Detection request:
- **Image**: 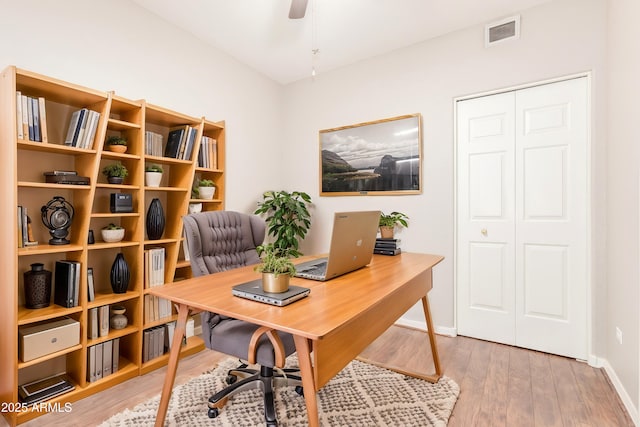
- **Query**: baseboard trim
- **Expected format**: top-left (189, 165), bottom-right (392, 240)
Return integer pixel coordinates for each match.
top-left (394, 318), bottom-right (457, 337)
top-left (600, 358), bottom-right (639, 426)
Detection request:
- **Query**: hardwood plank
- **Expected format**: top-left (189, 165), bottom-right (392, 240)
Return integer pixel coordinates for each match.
top-left (549, 353), bottom-right (591, 426)
top-left (506, 346), bottom-right (534, 427)
top-left (474, 343), bottom-right (510, 426)
top-left (529, 350), bottom-right (564, 427)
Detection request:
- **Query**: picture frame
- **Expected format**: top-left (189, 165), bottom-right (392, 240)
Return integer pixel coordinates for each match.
top-left (319, 113), bottom-right (422, 196)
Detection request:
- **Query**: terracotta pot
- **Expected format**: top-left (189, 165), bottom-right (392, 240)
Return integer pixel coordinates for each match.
top-left (380, 226), bottom-right (395, 239)
top-left (108, 144), bottom-right (127, 153)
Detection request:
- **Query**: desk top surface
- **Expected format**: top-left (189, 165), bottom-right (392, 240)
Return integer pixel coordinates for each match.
top-left (149, 252), bottom-right (443, 340)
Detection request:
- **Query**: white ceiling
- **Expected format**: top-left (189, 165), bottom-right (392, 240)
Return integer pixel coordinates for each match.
top-left (132, 0), bottom-right (553, 85)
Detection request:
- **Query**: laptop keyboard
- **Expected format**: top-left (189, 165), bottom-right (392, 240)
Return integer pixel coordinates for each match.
top-left (297, 261), bottom-right (327, 279)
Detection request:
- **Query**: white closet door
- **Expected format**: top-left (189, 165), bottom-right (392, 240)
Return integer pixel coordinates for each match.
top-left (456, 77), bottom-right (588, 360)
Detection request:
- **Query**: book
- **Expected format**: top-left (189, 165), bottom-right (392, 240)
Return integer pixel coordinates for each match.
top-left (72, 108), bottom-right (88, 147)
top-left (64, 109), bottom-right (82, 145)
top-left (18, 374), bottom-right (74, 405)
top-left (88, 307), bottom-right (98, 339)
top-left (20, 94), bottom-right (29, 139)
top-left (112, 337), bottom-right (120, 374)
top-left (87, 267), bottom-right (95, 302)
top-left (182, 126), bottom-right (197, 160)
top-left (26, 96), bottom-right (34, 141)
top-left (38, 97), bottom-right (48, 143)
top-left (164, 127), bottom-right (185, 158)
top-left (95, 343), bottom-right (103, 380)
top-left (177, 125), bottom-right (191, 159)
top-left (87, 345), bottom-right (96, 382)
top-left (54, 260), bottom-right (79, 308)
top-left (31, 97), bottom-right (41, 142)
top-left (16, 91), bottom-right (23, 139)
top-left (99, 305), bottom-right (109, 337)
top-left (374, 247), bottom-right (402, 256)
top-left (102, 339), bottom-right (113, 377)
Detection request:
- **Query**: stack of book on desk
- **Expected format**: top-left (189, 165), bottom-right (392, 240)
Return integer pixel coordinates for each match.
top-left (374, 238), bottom-right (401, 256)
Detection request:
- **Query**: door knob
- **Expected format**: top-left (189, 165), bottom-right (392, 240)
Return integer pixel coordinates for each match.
top-left (481, 228), bottom-right (487, 236)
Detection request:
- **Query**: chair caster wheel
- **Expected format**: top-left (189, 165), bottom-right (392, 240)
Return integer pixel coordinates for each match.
top-left (295, 385), bottom-right (304, 396)
top-left (208, 407), bottom-right (219, 418)
top-left (226, 374), bottom-right (237, 384)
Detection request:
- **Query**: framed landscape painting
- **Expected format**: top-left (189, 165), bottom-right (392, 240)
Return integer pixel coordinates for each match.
top-left (319, 113), bottom-right (422, 196)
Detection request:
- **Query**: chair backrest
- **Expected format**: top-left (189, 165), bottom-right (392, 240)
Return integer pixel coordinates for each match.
top-left (182, 211), bottom-right (265, 276)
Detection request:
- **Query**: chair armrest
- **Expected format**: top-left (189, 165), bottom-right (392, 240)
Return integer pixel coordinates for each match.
top-left (248, 326), bottom-right (286, 368)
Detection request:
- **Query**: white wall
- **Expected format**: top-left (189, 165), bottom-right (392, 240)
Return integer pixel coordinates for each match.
top-left (607, 0), bottom-right (640, 418)
top-left (0, 0), bottom-right (285, 212)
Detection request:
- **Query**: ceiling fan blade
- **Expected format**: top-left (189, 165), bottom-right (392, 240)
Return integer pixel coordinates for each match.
top-left (289, 0), bottom-right (308, 19)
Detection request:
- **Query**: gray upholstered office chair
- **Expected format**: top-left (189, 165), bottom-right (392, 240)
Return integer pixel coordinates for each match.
top-left (182, 210), bottom-right (302, 426)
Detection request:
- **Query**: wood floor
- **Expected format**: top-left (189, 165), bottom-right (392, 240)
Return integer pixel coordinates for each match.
top-left (5, 325), bottom-right (633, 427)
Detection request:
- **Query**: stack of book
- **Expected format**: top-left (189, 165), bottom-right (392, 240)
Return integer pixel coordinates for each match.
top-left (16, 92), bottom-right (48, 143)
top-left (164, 125), bottom-right (197, 160)
top-left (87, 338), bottom-right (120, 382)
top-left (197, 136), bottom-right (217, 169)
top-left (63, 108), bottom-right (101, 149)
top-left (374, 238), bottom-right (401, 256)
top-left (144, 131), bottom-right (163, 156)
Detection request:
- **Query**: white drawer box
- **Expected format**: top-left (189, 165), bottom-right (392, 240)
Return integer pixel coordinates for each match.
top-left (19, 317), bottom-right (80, 362)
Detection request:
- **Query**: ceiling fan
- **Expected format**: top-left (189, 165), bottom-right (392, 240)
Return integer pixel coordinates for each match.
top-left (288, 0), bottom-right (309, 19)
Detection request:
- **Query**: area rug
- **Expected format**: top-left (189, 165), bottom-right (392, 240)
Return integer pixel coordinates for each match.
top-left (100, 356), bottom-right (459, 426)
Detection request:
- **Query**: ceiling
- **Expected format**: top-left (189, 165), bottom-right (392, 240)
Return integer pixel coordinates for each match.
top-left (132, 0), bottom-right (553, 85)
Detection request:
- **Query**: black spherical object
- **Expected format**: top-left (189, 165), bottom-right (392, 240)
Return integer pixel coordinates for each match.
top-left (146, 198), bottom-right (165, 240)
top-left (110, 253), bottom-right (130, 294)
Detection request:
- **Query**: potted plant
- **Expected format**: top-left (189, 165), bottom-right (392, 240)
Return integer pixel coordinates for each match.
top-left (101, 223), bottom-right (125, 243)
top-left (379, 211), bottom-right (409, 239)
top-left (145, 164), bottom-right (163, 187)
top-left (105, 135), bottom-right (127, 153)
top-left (101, 162), bottom-right (128, 184)
top-left (196, 179), bottom-right (216, 200)
top-left (254, 190), bottom-right (312, 258)
top-left (254, 244), bottom-right (296, 293)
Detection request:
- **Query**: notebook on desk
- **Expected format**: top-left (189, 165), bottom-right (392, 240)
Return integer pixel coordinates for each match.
top-left (295, 210), bottom-right (381, 281)
top-left (232, 280), bottom-right (310, 306)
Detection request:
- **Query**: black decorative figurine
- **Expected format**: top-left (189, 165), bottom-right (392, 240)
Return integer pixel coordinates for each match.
top-left (146, 198), bottom-right (165, 240)
top-left (110, 253), bottom-right (130, 294)
top-left (41, 196), bottom-right (74, 245)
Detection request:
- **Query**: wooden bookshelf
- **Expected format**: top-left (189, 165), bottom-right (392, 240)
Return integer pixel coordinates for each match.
top-left (0, 66), bottom-right (224, 425)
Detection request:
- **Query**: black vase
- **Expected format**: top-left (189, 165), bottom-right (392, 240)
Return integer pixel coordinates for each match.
top-left (146, 198), bottom-right (165, 240)
top-left (110, 253), bottom-right (130, 294)
top-left (24, 263), bottom-right (52, 308)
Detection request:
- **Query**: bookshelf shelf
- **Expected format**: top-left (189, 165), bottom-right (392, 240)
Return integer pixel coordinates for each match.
top-left (1, 66), bottom-right (225, 425)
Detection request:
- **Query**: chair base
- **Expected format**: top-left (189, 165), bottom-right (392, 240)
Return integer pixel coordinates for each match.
top-left (207, 364), bottom-right (303, 426)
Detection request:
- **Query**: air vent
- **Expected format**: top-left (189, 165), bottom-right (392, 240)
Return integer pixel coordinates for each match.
top-left (485, 15), bottom-right (520, 47)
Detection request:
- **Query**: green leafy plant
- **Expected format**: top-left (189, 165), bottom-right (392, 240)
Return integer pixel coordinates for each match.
top-left (106, 135), bottom-right (127, 146)
top-left (379, 211), bottom-right (409, 228)
top-left (254, 243), bottom-right (296, 277)
top-left (101, 162), bottom-right (128, 178)
top-left (254, 190), bottom-right (312, 258)
top-left (145, 164), bottom-right (163, 173)
top-left (102, 223), bottom-right (123, 230)
top-left (198, 179), bottom-right (215, 187)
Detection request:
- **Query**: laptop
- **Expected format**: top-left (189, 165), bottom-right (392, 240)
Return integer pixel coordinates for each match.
top-left (232, 280), bottom-right (310, 306)
top-left (295, 210), bottom-right (381, 281)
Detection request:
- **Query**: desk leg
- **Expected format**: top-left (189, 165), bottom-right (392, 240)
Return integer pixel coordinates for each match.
top-left (293, 335), bottom-right (319, 427)
top-left (155, 303), bottom-right (189, 427)
top-left (422, 295), bottom-right (442, 381)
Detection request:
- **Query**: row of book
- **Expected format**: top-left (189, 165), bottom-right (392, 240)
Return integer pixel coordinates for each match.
top-left (198, 136), bottom-right (218, 169)
top-left (144, 247), bottom-right (165, 288)
top-left (54, 260), bottom-right (81, 307)
top-left (164, 125), bottom-right (197, 160)
top-left (17, 205), bottom-right (37, 248)
top-left (144, 294), bottom-right (172, 323)
top-left (64, 108), bottom-right (101, 149)
top-left (87, 305), bottom-right (110, 339)
top-left (143, 324), bottom-right (167, 363)
top-left (374, 238), bottom-right (402, 256)
top-left (16, 92), bottom-right (48, 143)
top-left (145, 131), bottom-right (163, 157)
top-left (87, 338), bottom-right (120, 382)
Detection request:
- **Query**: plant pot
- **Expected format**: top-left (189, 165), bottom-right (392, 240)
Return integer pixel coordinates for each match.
top-left (262, 272), bottom-right (290, 293)
top-left (107, 145), bottom-right (127, 153)
top-left (107, 176), bottom-right (124, 184)
top-left (188, 203), bottom-right (203, 214)
top-left (198, 186), bottom-right (215, 200)
top-left (380, 226), bottom-right (395, 239)
top-left (145, 171), bottom-right (162, 187)
top-left (101, 228), bottom-right (125, 243)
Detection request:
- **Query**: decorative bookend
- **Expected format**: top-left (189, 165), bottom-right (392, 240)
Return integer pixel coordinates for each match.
top-left (110, 253), bottom-right (130, 294)
top-left (146, 198), bottom-right (165, 240)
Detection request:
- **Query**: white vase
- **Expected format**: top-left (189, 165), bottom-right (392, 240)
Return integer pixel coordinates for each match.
top-left (189, 203), bottom-right (203, 214)
top-left (145, 172), bottom-right (162, 187)
top-left (198, 186), bottom-right (215, 200)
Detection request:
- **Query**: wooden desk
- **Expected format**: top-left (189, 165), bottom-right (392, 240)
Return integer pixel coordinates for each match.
top-left (149, 252), bottom-right (444, 427)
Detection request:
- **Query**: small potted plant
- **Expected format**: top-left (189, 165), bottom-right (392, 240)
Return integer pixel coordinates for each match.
top-left (197, 179), bottom-right (216, 200)
top-left (101, 162), bottom-right (128, 184)
top-left (101, 223), bottom-right (125, 243)
top-left (254, 244), bottom-right (296, 293)
top-left (105, 135), bottom-right (127, 153)
top-left (145, 164), bottom-right (163, 187)
top-left (379, 211), bottom-right (409, 239)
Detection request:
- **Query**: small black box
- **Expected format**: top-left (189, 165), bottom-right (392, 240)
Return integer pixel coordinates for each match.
top-left (110, 193), bottom-right (133, 213)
